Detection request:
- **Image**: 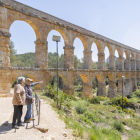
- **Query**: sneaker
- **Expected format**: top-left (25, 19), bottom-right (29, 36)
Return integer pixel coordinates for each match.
top-left (17, 123), bottom-right (25, 126)
top-left (24, 120), bottom-right (30, 123)
top-left (12, 125), bottom-right (19, 129)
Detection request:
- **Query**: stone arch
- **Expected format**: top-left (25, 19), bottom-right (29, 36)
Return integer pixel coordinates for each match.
top-left (73, 74), bottom-right (88, 85)
top-left (115, 47), bottom-right (123, 57)
top-left (48, 73), bottom-right (69, 88)
top-left (92, 73), bottom-right (106, 96)
top-left (79, 74), bottom-right (88, 84)
top-left (73, 36), bottom-right (87, 50)
top-left (124, 50), bottom-right (130, 59)
top-left (104, 44), bottom-right (113, 55)
top-left (130, 52), bottom-right (135, 59)
top-left (10, 73), bottom-right (40, 90)
top-left (91, 40), bottom-right (102, 53)
top-left (58, 73), bottom-right (69, 87)
top-left (136, 54), bottom-right (139, 60)
top-left (95, 74), bottom-right (103, 83)
top-left (106, 72), bottom-right (117, 98)
top-left (46, 28), bottom-right (68, 46)
top-left (8, 19), bottom-right (40, 40)
top-left (107, 73), bottom-right (115, 81)
top-left (124, 72), bottom-right (130, 79)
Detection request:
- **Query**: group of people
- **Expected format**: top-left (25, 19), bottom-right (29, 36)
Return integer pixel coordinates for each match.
top-left (12, 77), bottom-right (43, 129)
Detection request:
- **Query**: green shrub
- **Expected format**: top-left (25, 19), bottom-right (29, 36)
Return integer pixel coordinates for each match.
top-left (117, 106), bottom-right (122, 110)
top-left (90, 135), bottom-right (97, 140)
top-left (123, 109), bottom-right (134, 115)
top-left (90, 97), bottom-right (100, 104)
top-left (93, 88), bottom-right (97, 94)
top-left (43, 84), bottom-right (57, 99)
top-left (98, 96), bottom-right (110, 101)
top-left (76, 92), bottom-right (83, 97)
top-left (112, 120), bottom-right (124, 132)
top-left (84, 111), bottom-right (103, 123)
top-left (73, 100), bottom-right (88, 114)
top-left (103, 100), bottom-right (112, 105)
top-left (137, 100), bottom-right (140, 103)
top-left (129, 136), bottom-right (140, 140)
top-left (111, 96), bottom-right (129, 107)
top-left (133, 89), bottom-right (140, 98)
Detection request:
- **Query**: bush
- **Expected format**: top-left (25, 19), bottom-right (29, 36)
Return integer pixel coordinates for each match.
top-left (76, 92), bottom-right (83, 97)
top-left (111, 96), bottom-right (129, 107)
top-left (123, 109), bottom-right (134, 115)
top-left (43, 84), bottom-right (57, 99)
top-left (93, 88), bottom-right (97, 94)
top-left (117, 106), bottom-right (122, 110)
top-left (84, 111), bottom-right (103, 123)
top-left (90, 135), bottom-right (97, 140)
top-left (103, 100), bottom-right (112, 105)
top-left (90, 97), bottom-right (100, 104)
top-left (98, 96), bottom-right (110, 101)
top-left (112, 120), bottom-right (124, 132)
top-left (129, 136), bottom-right (140, 140)
top-left (73, 100), bottom-right (88, 114)
top-left (137, 100), bottom-right (140, 103)
top-left (133, 89), bottom-right (140, 98)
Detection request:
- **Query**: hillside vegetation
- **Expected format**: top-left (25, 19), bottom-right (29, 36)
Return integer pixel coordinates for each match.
top-left (38, 85), bottom-right (140, 140)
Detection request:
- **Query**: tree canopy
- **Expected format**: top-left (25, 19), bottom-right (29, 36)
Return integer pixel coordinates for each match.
top-left (9, 40), bottom-right (98, 69)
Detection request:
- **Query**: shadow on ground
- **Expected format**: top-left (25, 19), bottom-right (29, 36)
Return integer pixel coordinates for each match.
top-left (0, 122), bottom-right (14, 134)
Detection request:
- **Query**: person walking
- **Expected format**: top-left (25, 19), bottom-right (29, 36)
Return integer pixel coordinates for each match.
top-left (12, 77), bottom-right (25, 129)
top-left (24, 78), bottom-right (43, 123)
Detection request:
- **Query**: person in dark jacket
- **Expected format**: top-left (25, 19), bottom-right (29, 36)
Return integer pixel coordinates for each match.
top-left (24, 78), bottom-right (43, 123)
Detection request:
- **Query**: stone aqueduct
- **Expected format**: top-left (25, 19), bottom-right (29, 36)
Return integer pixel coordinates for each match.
top-left (0, 0), bottom-right (140, 98)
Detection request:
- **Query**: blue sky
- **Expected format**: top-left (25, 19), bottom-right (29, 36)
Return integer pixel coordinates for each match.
top-left (10, 0), bottom-right (140, 61)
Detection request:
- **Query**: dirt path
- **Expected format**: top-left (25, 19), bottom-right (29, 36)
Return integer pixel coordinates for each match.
top-left (0, 97), bottom-right (13, 125)
top-left (0, 98), bottom-right (74, 140)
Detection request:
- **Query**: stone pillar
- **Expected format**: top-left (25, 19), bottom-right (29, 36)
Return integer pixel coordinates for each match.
top-left (125, 58), bottom-right (131, 70)
top-left (63, 46), bottom-right (74, 69)
top-left (125, 79), bottom-right (132, 97)
top-left (136, 60), bottom-right (140, 70)
top-left (0, 34), bottom-right (11, 67)
top-left (117, 57), bottom-right (124, 70)
top-left (0, 70), bottom-right (12, 96)
top-left (131, 59), bottom-right (136, 71)
top-left (83, 84), bottom-right (93, 98)
top-left (83, 50), bottom-right (92, 69)
top-left (109, 55), bottom-right (116, 70)
top-left (108, 81), bottom-right (117, 98)
top-left (117, 80), bottom-right (126, 96)
top-left (97, 53), bottom-right (105, 70)
top-left (35, 40), bottom-right (48, 69)
top-left (63, 86), bottom-right (75, 95)
top-left (131, 77), bottom-right (137, 92)
top-left (0, 7), bottom-right (11, 67)
top-left (97, 83), bottom-right (106, 96)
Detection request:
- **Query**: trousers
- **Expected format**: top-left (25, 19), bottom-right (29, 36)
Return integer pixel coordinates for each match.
top-left (12, 105), bottom-right (23, 126)
top-left (24, 104), bottom-right (32, 121)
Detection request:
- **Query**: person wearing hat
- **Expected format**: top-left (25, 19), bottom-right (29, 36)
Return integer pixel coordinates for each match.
top-left (24, 78), bottom-right (43, 123)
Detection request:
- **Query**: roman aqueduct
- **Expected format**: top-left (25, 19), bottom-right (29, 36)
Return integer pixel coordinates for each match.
top-left (0, 0), bottom-right (140, 98)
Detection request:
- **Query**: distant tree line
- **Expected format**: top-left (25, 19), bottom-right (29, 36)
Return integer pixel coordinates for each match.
top-left (9, 41), bottom-right (98, 69)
